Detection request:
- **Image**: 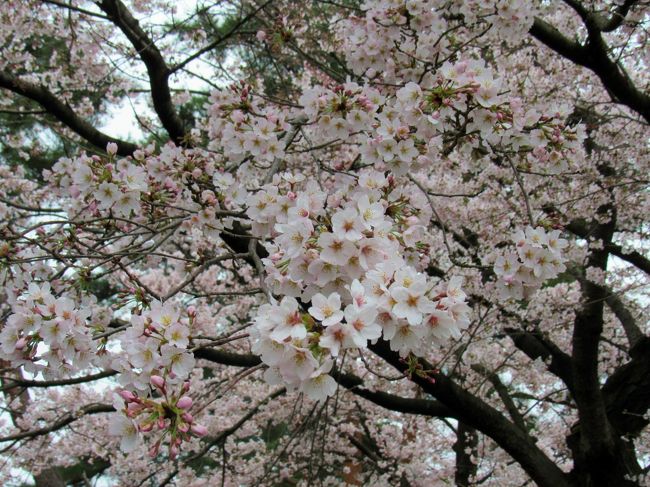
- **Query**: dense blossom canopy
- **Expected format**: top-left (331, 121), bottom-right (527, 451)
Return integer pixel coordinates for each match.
top-left (0, 0), bottom-right (648, 486)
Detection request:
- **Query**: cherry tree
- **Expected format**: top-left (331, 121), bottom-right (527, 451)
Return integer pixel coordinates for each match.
top-left (0, 0), bottom-right (648, 485)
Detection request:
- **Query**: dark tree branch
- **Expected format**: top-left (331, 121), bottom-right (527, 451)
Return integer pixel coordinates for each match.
top-left (194, 347), bottom-right (455, 418)
top-left (604, 291), bottom-right (643, 349)
top-left (569, 220), bottom-right (650, 275)
top-left (170, 0), bottom-right (275, 74)
top-left (472, 363), bottom-right (531, 435)
top-left (601, 336), bottom-right (650, 437)
top-left (0, 403), bottom-right (114, 443)
top-left (0, 72), bottom-right (138, 156)
top-left (453, 422), bottom-right (478, 487)
top-left (334, 370), bottom-right (455, 418)
top-left (41, 0), bottom-right (110, 20)
top-left (568, 204), bottom-right (640, 485)
top-left (194, 347), bottom-right (262, 368)
top-left (368, 340), bottom-right (571, 487)
top-left (0, 370), bottom-right (116, 393)
top-left (530, 16), bottom-right (650, 122)
top-left (599, 0), bottom-right (637, 32)
top-left (97, 0), bottom-right (187, 144)
top-left (504, 327), bottom-right (575, 393)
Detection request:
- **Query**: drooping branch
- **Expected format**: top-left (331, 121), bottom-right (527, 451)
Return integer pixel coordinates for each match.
top-left (0, 71), bottom-right (138, 156)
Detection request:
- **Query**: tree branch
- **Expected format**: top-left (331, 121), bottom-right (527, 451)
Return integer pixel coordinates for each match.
top-left (530, 16), bottom-right (650, 122)
top-left (0, 71), bottom-right (138, 156)
top-left (369, 340), bottom-right (571, 487)
top-left (504, 327), bottom-right (575, 393)
top-left (170, 0), bottom-right (274, 74)
top-left (97, 0), bottom-right (187, 144)
top-left (0, 370), bottom-right (116, 393)
top-left (564, 219), bottom-right (650, 275)
top-left (0, 403), bottom-right (114, 443)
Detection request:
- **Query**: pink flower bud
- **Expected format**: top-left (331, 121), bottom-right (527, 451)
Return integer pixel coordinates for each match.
top-left (181, 412), bottom-right (193, 423)
top-left (118, 390), bottom-right (137, 403)
top-left (182, 381), bottom-right (190, 393)
top-left (106, 142), bottom-right (118, 155)
top-left (177, 396), bottom-right (193, 410)
top-left (149, 442), bottom-right (160, 457)
top-left (191, 168), bottom-right (202, 179)
top-left (139, 422), bottom-right (153, 432)
top-left (15, 337), bottom-right (27, 350)
top-left (158, 417), bottom-right (166, 430)
top-left (191, 424), bottom-right (208, 437)
top-left (256, 30), bottom-right (267, 41)
top-left (178, 423), bottom-right (190, 433)
top-left (187, 306), bottom-right (196, 318)
top-left (169, 443), bottom-right (179, 459)
top-left (150, 375), bottom-right (165, 390)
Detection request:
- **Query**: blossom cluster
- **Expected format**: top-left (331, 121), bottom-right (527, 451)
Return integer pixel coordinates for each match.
top-left (338, 0), bottom-right (537, 84)
top-left (112, 301), bottom-right (196, 392)
top-left (247, 171), bottom-right (471, 400)
top-left (206, 81), bottom-right (289, 164)
top-left (109, 375), bottom-right (207, 455)
top-left (493, 226), bottom-right (568, 300)
top-left (48, 147), bottom-right (148, 218)
top-left (0, 283), bottom-right (101, 378)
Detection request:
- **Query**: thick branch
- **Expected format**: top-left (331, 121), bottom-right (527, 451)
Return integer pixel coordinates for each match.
top-left (530, 17), bottom-right (650, 122)
top-left (334, 371), bottom-right (455, 418)
top-left (601, 336), bottom-right (650, 437)
top-left (565, 219), bottom-right (650, 275)
top-left (453, 422), bottom-right (478, 487)
top-left (369, 341), bottom-right (571, 487)
top-left (97, 0), bottom-right (187, 143)
top-left (568, 206), bottom-right (639, 485)
top-left (0, 72), bottom-right (138, 156)
top-left (504, 327), bottom-right (575, 393)
top-left (604, 292), bottom-right (643, 348)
